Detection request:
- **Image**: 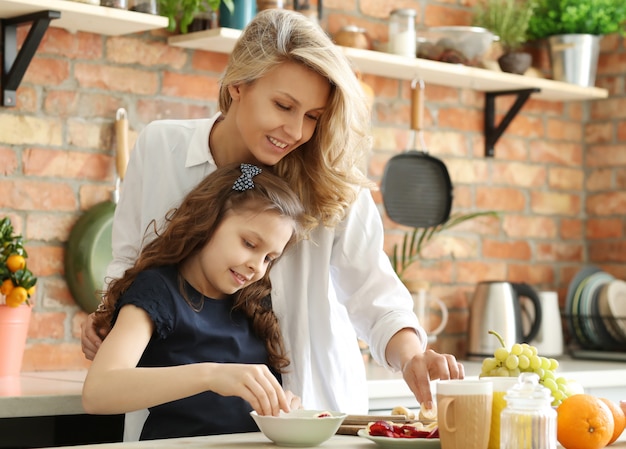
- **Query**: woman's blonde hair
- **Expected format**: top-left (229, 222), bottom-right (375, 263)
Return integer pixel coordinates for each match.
top-left (95, 163), bottom-right (306, 372)
top-left (219, 9), bottom-right (374, 228)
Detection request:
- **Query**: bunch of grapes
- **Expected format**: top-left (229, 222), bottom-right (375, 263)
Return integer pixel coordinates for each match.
top-left (479, 331), bottom-right (572, 406)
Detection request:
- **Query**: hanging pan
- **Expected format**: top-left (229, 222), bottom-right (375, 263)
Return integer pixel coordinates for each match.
top-left (65, 108), bottom-right (129, 313)
top-left (381, 78), bottom-right (453, 228)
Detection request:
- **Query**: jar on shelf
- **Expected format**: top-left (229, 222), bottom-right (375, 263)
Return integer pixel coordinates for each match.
top-left (257, 0), bottom-right (284, 11)
top-left (500, 372), bottom-right (557, 449)
top-left (66, 0), bottom-right (101, 5)
top-left (333, 25), bottom-right (371, 50)
top-left (388, 8), bottom-right (416, 58)
top-left (128, 0), bottom-right (158, 14)
top-left (101, 0), bottom-right (128, 8)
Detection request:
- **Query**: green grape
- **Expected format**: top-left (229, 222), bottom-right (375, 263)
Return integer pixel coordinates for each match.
top-left (510, 343), bottom-right (523, 356)
top-left (496, 366), bottom-right (510, 377)
top-left (482, 357), bottom-right (499, 373)
top-left (534, 368), bottom-right (545, 379)
top-left (543, 378), bottom-right (558, 392)
top-left (543, 370), bottom-right (556, 381)
top-left (556, 376), bottom-right (567, 386)
top-left (508, 367), bottom-right (521, 377)
top-left (505, 354), bottom-right (519, 370)
top-left (495, 347), bottom-right (509, 362)
top-left (549, 358), bottom-right (559, 371)
top-left (518, 354), bottom-right (530, 370)
top-left (528, 345), bottom-right (538, 356)
top-left (540, 357), bottom-right (551, 370)
top-left (521, 344), bottom-right (533, 358)
top-left (552, 389), bottom-right (564, 402)
top-left (529, 355), bottom-right (542, 370)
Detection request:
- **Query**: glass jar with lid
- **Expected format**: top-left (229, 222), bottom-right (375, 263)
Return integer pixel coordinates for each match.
top-left (388, 8), bottom-right (417, 58)
top-left (500, 372), bottom-right (557, 449)
top-left (333, 25), bottom-right (371, 50)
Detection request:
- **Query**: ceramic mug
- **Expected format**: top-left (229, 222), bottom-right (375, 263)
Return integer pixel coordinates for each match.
top-left (437, 380), bottom-right (493, 449)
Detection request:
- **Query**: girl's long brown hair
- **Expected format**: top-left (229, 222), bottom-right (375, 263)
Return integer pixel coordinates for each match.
top-left (94, 163), bottom-right (306, 372)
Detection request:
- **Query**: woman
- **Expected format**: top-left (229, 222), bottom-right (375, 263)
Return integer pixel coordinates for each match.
top-left (81, 8), bottom-right (463, 435)
top-left (83, 163), bottom-right (305, 440)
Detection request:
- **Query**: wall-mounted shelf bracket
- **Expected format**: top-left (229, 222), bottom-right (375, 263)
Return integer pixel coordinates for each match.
top-left (484, 87), bottom-right (540, 157)
top-left (1, 10), bottom-right (60, 107)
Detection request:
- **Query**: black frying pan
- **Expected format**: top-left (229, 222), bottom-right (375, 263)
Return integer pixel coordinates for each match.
top-left (381, 79), bottom-right (453, 228)
top-left (65, 108), bottom-right (129, 313)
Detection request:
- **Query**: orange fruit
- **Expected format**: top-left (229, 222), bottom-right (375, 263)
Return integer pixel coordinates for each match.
top-left (6, 286), bottom-right (28, 307)
top-left (0, 278), bottom-right (14, 296)
top-left (600, 398), bottom-right (626, 445)
top-left (6, 254), bottom-right (26, 273)
top-left (27, 285), bottom-right (36, 297)
top-left (557, 394), bottom-right (614, 449)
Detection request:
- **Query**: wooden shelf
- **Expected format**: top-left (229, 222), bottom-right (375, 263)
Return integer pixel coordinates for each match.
top-left (169, 27), bottom-right (609, 102)
top-left (0, 0), bottom-right (167, 35)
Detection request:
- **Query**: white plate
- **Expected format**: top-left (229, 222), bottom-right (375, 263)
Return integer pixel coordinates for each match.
top-left (606, 279), bottom-right (626, 340)
top-left (357, 429), bottom-right (441, 449)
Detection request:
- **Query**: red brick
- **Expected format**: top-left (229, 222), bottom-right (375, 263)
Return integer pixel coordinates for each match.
top-left (16, 86), bottom-right (38, 112)
top-left (191, 50), bottom-right (229, 73)
top-left (536, 242), bottom-right (583, 262)
top-left (26, 246), bottom-right (64, 277)
top-left (476, 187), bottom-right (526, 211)
top-left (43, 90), bottom-right (79, 117)
top-left (546, 118), bottom-right (583, 142)
top-left (0, 146), bottom-right (18, 176)
top-left (585, 122), bottom-right (614, 144)
top-left (530, 191), bottom-right (581, 215)
top-left (456, 261), bottom-right (507, 283)
top-left (586, 144), bottom-right (626, 167)
top-left (591, 97), bottom-right (626, 120)
top-left (507, 263), bottom-right (555, 285)
top-left (503, 215), bottom-right (557, 238)
top-left (548, 167), bottom-right (583, 190)
top-left (74, 64), bottom-right (159, 95)
top-left (492, 162), bottom-right (546, 187)
top-left (423, 4), bottom-right (472, 26)
top-left (23, 57), bottom-right (70, 86)
top-left (589, 241), bottom-right (626, 263)
top-left (586, 168), bottom-right (614, 191)
top-left (22, 343), bottom-right (91, 371)
top-left (446, 157), bottom-right (488, 183)
top-left (586, 218), bottom-right (623, 239)
top-left (559, 218), bottom-right (583, 240)
top-left (529, 140), bottom-right (583, 166)
top-left (482, 239), bottom-right (531, 260)
top-left (162, 72), bottom-right (221, 100)
top-left (23, 148), bottom-right (113, 180)
top-left (438, 108), bottom-right (483, 132)
top-left (29, 312), bottom-right (66, 339)
top-left (586, 192), bottom-right (626, 215)
top-left (38, 28), bottom-right (103, 59)
top-left (0, 180), bottom-right (76, 211)
top-left (107, 36), bottom-right (187, 68)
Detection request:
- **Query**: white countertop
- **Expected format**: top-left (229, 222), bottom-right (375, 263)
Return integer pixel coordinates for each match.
top-left (1, 357), bottom-right (626, 419)
top-left (32, 429), bottom-right (626, 449)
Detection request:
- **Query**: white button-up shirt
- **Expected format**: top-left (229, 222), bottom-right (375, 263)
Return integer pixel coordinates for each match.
top-left (108, 113), bottom-right (425, 417)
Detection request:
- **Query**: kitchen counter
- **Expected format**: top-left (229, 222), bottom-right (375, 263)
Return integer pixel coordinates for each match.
top-left (2, 357), bottom-right (626, 418)
top-left (366, 357), bottom-right (626, 411)
top-left (30, 430), bottom-right (626, 449)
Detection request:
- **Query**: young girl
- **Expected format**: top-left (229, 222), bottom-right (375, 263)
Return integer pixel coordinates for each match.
top-left (82, 163), bottom-right (306, 440)
top-left (82, 9), bottom-right (463, 437)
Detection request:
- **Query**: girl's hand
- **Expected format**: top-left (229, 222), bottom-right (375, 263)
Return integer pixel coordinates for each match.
top-left (205, 363), bottom-right (291, 416)
top-left (81, 313), bottom-right (108, 360)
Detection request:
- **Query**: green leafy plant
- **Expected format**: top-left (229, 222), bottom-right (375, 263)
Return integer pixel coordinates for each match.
top-left (473, 0), bottom-right (536, 52)
top-left (390, 211), bottom-right (499, 282)
top-left (0, 217), bottom-right (37, 307)
top-left (527, 0), bottom-right (626, 40)
top-left (158, 0), bottom-right (234, 34)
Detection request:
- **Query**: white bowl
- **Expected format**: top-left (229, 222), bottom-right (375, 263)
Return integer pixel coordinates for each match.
top-left (250, 409), bottom-right (347, 447)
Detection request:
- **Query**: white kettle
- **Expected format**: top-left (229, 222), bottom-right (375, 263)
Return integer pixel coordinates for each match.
top-left (523, 291), bottom-right (564, 357)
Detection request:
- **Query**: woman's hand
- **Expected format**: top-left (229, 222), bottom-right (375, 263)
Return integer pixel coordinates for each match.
top-left (401, 349), bottom-right (464, 411)
top-left (80, 313), bottom-right (108, 360)
top-left (206, 363), bottom-right (292, 417)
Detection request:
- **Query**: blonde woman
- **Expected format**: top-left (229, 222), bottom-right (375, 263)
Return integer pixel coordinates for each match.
top-left (81, 9), bottom-right (463, 439)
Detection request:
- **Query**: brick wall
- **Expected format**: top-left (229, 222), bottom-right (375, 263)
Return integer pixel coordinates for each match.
top-left (0, 0), bottom-right (624, 370)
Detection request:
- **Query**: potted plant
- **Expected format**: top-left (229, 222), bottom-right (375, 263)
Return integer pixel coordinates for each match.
top-left (526, 0), bottom-right (626, 86)
top-left (158, 0), bottom-right (234, 34)
top-left (0, 217), bottom-right (37, 377)
top-left (390, 211), bottom-right (498, 283)
top-left (472, 0), bottom-right (536, 74)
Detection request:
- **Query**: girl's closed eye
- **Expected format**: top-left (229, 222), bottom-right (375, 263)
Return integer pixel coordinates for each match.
top-left (243, 239), bottom-right (255, 249)
top-left (275, 102), bottom-right (290, 111)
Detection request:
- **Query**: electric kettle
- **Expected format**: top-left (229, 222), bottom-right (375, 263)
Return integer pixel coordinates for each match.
top-left (467, 281), bottom-right (543, 359)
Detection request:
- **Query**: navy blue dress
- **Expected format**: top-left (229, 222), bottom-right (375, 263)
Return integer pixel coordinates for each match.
top-left (112, 265), bottom-right (278, 440)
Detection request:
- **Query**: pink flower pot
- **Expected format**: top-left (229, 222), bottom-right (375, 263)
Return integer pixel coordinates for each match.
top-left (0, 304), bottom-right (32, 378)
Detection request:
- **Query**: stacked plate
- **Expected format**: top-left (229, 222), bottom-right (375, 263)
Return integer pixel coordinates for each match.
top-left (565, 266), bottom-right (626, 350)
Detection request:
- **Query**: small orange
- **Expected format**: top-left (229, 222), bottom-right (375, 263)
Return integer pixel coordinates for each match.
top-left (0, 278), bottom-right (14, 296)
top-left (27, 285), bottom-right (36, 297)
top-left (557, 394), bottom-right (614, 449)
top-left (600, 398), bottom-right (626, 445)
top-left (6, 254), bottom-right (26, 273)
top-left (6, 286), bottom-right (28, 307)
